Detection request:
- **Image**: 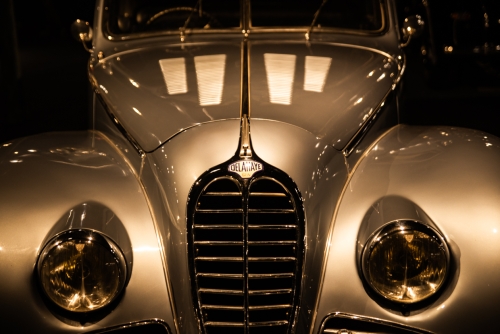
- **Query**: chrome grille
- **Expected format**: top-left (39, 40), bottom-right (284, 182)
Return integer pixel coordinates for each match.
top-left (189, 174), bottom-right (304, 334)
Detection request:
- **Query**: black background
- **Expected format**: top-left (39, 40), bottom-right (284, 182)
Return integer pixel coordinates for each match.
top-left (1, 0), bottom-right (499, 144)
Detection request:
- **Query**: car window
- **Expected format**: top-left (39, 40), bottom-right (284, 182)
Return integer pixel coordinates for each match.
top-left (250, 0), bottom-right (383, 31)
top-left (104, 0), bottom-right (384, 37)
top-left (105, 0), bottom-right (241, 35)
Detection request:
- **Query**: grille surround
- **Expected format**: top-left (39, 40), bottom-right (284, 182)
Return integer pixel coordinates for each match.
top-left (187, 160), bottom-right (305, 334)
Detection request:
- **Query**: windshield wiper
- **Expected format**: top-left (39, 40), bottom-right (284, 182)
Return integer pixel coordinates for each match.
top-left (180, 0), bottom-right (202, 42)
top-left (305, 0), bottom-right (329, 41)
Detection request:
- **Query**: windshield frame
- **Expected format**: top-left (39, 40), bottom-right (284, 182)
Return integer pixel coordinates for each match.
top-left (101, 0), bottom-right (388, 41)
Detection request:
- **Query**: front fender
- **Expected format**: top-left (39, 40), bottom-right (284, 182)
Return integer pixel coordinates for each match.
top-left (0, 131), bottom-right (174, 332)
top-left (314, 125), bottom-right (500, 333)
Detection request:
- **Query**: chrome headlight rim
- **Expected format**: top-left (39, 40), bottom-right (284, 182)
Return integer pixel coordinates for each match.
top-left (36, 229), bottom-right (128, 313)
top-left (361, 220), bottom-right (451, 305)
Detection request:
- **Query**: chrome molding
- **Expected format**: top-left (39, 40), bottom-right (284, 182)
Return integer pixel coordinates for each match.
top-left (309, 126), bottom-right (397, 334)
top-left (94, 93), bottom-right (145, 157)
top-left (186, 170), bottom-right (305, 333)
top-left (319, 312), bottom-right (434, 334)
top-left (85, 319), bottom-right (172, 333)
top-left (97, 131), bottom-right (180, 334)
top-left (342, 52), bottom-right (405, 156)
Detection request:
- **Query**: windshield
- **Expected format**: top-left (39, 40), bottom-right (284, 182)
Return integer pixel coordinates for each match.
top-left (104, 0), bottom-right (384, 37)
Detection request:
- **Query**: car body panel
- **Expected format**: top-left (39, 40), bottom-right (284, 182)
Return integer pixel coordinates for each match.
top-left (314, 124), bottom-right (500, 333)
top-left (3, 0), bottom-right (500, 333)
top-left (91, 40), bottom-right (399, 152)
top-left (0, 132), bottom-right (174, 332)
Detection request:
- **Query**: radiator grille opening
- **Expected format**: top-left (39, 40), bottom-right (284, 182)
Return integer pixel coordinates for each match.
top-left (189, 173), bottom-right (304, 334)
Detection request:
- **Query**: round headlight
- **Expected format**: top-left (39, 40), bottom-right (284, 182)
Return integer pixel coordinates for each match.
top-left (361, 221), bottom-right (450, 304)
top-left (37, 229), bottom-right (127, 312)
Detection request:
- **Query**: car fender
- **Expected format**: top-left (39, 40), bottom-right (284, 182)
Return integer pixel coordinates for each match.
top-left (0, 131), bottom-right (175, 333)
top-left (314, 124), bottom-right (500, 333)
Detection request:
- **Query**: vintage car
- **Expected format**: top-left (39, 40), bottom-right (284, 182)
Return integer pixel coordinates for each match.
top-left (1, 0), bottom-right (500, 333)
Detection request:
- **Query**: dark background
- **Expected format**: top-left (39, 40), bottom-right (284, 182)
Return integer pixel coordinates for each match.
top-left (1, 0), bottom-right (499, 144)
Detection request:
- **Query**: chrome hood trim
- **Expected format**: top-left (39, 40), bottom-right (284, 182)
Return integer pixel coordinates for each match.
top-left (91, 40), bottom-right (399, 152)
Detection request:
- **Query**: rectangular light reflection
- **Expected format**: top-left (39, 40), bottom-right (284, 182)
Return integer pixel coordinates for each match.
top-left (264, 53), bottom-right (297, 105)
top-left (159, 58), bottom-right (188, 95)
top-left (194, 54), bottom-right (226, 106)
top-left (304, 56), bottom-right (332, 93)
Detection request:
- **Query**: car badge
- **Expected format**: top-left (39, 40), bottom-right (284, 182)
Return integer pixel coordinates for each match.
top-left (228, 160), bottom-right (263, 179)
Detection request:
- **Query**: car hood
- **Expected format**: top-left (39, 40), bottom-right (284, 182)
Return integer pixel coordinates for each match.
top-left (92, 40), bottom-right (398, 152)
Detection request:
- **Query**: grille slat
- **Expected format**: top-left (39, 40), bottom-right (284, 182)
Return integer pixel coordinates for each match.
top-left (250, 192), bottom-right (287, 197)
top-left (248, 289), bottom-right (292, 295)
top-left (248, 225), bottom-right (298, 229)
top-left (249, 320), bottom-right (289, 326)
top-left (189, 175), bottom-right (304, 333)
top-left (205, 322), bottom-right (245, 327)
top-left (195, 257), bottom-right (244, 261)
top-left (195, 241), bottom-right (244, 245)
top-left (194, 225), bottom-right (243, 229)
top-left (196, 209), bottom-right (244, 213)
top-left (248, 209), bottom-right (295, 213)
top-left (249, 273), bottom-right (294, 278)
top-left (197, 273), bottom-right (244, 278)
top-left (203, 305), bottom-right (245, 310)
top-left (204, 192), bottom-right (242, 196)
top-left (248, 257), bottom-right (297, 262)
top-left (200, 288), bottom-right (243, 294)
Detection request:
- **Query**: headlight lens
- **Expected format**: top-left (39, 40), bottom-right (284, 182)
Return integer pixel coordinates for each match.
top-left (361, 221), bottom-right (450, 304)
top-left (37, 229), bottom-right (127, 312)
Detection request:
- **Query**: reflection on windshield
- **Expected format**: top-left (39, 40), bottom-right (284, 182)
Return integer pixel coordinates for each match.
top-left (105, 0), bottom-right (383, 36)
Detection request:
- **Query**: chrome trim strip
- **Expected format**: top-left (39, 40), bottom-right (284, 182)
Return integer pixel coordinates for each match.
top-left (199, 288), bottom-right (243, 294)
top-left (205, 321), bottom-right (245, 327)
top-left (195, 257), bottom-right (244, 261)
top-left (319, 312), bottom-right (434, 334)
top-left (85, 319), bottom-right (172, 334)
top-left (248, 209), bottom-right (295, 213)
top-left (248, 304), bottom-right (292, 310)
top-left (249, 320), bottom-right (289, 326)
top-left (204, 192), bottom-right (242, 196)
top-left (195, 241), bottom-right (244, 245)
top-left (249, 273), bottom-right (294, 278)
top-left (309, 126), bottom-right (398, 334)
top-left (240, 39), bottom-right (250, 118)
top-left (197, 273), bottom-right (244, 278)
top-left (202, 305), bottom-right (245, 310)
top-left (194, 225), bottom-right (243, 229)
top-left (94, 132), bottom-right (179, 334)
top-left (249, 289), bottom-right (292, 295)
top-left (250, 192), bottom-right (287, 197)
top-left (94, 93), bottom-right (145, 157)
top-left (343, 54), bottom-right (405, 156)
top-left (248, 257), bottom-right (297, 262)
top-left (248, 241), bottom-right (296, 245)
top-left (248, 225), bottom-right (297, 229)
top-left (196, 209), bottom-right (243, 213)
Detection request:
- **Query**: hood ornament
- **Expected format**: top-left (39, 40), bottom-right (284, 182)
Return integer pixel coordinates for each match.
top-left (228, 116), bottom-right (263, 178)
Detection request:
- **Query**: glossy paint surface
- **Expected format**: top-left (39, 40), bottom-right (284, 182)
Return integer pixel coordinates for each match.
top-left (250, 42), bottom-right (397, 148)
top-left (0, 132), bottom-right (174, 332)
top-left (90, 39), bottom-right (399, 152)
top-left (315, 125), bottom-right (500, 333)
top-left (91, 42), bottom-right (242, 152)
top-left (143, 120), bottom-right (241, 333)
